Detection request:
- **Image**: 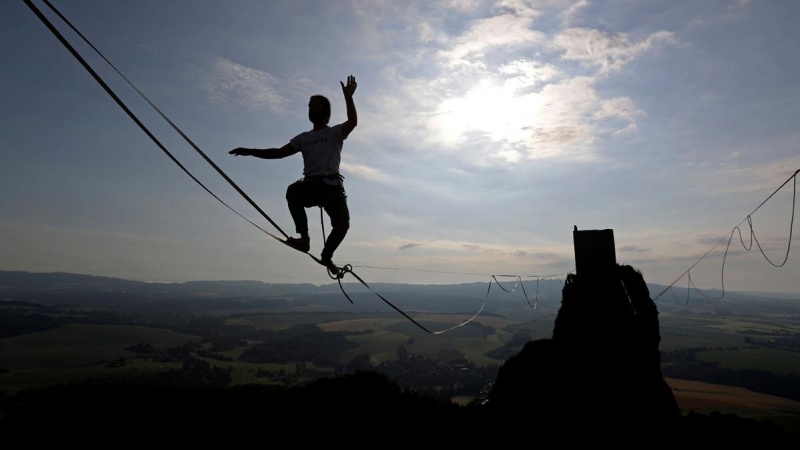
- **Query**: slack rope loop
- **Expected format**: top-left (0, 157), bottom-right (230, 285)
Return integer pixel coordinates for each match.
top-left (39, 0), bottom-right (290, 240)
top-left (654, 169), bottom-right (798, 302)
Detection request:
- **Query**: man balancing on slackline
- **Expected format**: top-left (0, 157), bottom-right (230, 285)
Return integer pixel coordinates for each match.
top-left (229, 75), bottom-right (357, 275)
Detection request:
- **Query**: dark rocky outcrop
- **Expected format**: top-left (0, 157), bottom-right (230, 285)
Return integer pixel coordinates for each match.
top-left (488, 264), bottom-right (680, 435)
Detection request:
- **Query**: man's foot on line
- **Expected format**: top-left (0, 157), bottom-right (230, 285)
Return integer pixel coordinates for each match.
top-left (322, 257), bottom-right (339, 276)
top-left (285, 236), bottom-right (310, 253)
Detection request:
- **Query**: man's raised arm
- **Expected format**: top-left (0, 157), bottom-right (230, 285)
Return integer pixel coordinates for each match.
top-left (229, 142), bottom-right (298, 159)
top-left (340, 75), bottom-right (358, 139)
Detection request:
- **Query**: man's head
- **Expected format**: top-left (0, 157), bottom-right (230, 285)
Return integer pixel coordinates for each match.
top-left (308, 95), bottom-right (331, 125)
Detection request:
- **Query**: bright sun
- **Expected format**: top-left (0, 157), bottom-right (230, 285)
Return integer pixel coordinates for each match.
top-left (432, 79), bottom-right (541, 150)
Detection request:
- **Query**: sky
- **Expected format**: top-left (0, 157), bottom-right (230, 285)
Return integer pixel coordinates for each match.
top-left (1, 0), bottom-right (799, 293)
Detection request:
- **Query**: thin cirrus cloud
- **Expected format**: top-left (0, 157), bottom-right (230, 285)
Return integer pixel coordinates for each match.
top-left (339, 162), bottom-right (393, 184)
top-left (553, 28), bottom-right (676, 73)
top-left (200, 57), bottom-right (286, 111)
top-left (561, 0), bottom-right (590, 25)
top-left (398, 241), bottom-right (424, 250)
top-left (618, 244), bottom-right (651, 253)
top-left (662, 154), bottom-right (800, 197)
top-left (439, 11), bottom-right (545, 61)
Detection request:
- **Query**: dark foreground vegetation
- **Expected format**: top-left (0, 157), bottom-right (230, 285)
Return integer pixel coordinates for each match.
top-left (662, 347), bottom-right (800, 402)
top-left (0, 370), bottom-right (794, 443)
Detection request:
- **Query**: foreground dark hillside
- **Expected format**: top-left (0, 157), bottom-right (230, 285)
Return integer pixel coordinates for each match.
top-left (0, 371), bottom-right (793, 442)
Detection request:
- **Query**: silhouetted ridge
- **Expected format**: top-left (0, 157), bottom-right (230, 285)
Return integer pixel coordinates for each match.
top-left (488, 264), bottom-right (679, 434)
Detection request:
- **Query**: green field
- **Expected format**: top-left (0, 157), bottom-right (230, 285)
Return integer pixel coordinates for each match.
top-left (0, 360), bottom-right (183, 394)
top-left (697, 348), bottom-right (800, 376)
top-left (0, 323), bottom-right (199, 370)
top-left (452, 338), bottom-right (504, 366)
top-left (705, 320), bottom-right (800, 334)
top-left (318, 317), bottom-right (403, 332)
top-left (659, 330), bottom-right (745, 352)
top-left (343, 329), bottom-right (409, 362)
top-left (225, 314), bottom-right (326, 330)
top-left (225, 313), bottom-right (397, 330)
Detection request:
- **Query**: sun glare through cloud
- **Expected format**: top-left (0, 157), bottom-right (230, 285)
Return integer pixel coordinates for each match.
top-left (432, 78), bottom-right (538, 149)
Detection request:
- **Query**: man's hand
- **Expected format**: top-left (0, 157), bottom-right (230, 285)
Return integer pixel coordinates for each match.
top-left (229, 148), bottom-right (251, 156)
top-left (340, 75), bottom-right (357, 98)
top-left (340, 75), bottom-right (358, 138)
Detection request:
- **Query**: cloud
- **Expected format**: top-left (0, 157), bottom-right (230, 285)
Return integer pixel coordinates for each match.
top-left (499, 59), bottom-right (561, 92)
top-left (594, 97), bottom-right (645, 121)
top-left (554, 28), bottom-right (675, 73)
top-left (680, 154), bottom-right (800, 196)
top-left (442, 0), bottom-right (485, 11)
top-left (619, 244), bottom-right (650, 253)
top-left (440, 12), bottom-right (545, 61)
top-left (560, 0), bottom-right (589, 25)
top-left (340, 162), bottom-right (393, 183)
top-left (398, 241), bottom-right (424, 250)
top-left (694, 232), bottom-right (730, 247)
top-left (201, 57), bottom-right (286, 110)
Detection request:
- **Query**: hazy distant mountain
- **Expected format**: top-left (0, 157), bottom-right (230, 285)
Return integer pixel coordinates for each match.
top-left (1, 270), bottom-right (796, 314)
top-left (0, 269), bottom-right (560, 297)
top-left (0, 270), bottom-right (564, 314)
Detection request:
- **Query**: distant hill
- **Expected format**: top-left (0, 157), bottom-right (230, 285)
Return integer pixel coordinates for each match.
top-left (0, 270), bottom-right (565, 314)
top-left (2, 270), bottom-right (796, 315)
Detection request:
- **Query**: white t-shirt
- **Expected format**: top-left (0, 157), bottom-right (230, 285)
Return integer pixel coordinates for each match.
top-left (290, 124), bottom-right (345, 185)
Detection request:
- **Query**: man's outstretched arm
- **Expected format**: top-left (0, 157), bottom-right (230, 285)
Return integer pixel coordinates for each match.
top-left (340, 75), bottom-right (357, 139)
top-left (229, 142), bottom-right (298, 159)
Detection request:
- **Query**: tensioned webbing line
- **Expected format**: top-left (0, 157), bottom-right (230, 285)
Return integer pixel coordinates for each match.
top-left (29, 0), bottom-right (553, 334)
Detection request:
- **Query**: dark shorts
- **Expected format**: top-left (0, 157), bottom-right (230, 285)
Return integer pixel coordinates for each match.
top-left (286, 178), bottom-right (350, 241)
top-left (287, 179), bottom-right (348, 210)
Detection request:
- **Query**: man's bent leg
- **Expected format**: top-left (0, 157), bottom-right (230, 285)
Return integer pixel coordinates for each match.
top-left (285, 181), bottom-right (311, 252)
top-left (321, 191), bottom-right (350, 262)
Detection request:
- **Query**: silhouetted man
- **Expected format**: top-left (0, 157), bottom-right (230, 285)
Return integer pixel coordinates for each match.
top-left (229, 76), bottom-right (358, 275)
